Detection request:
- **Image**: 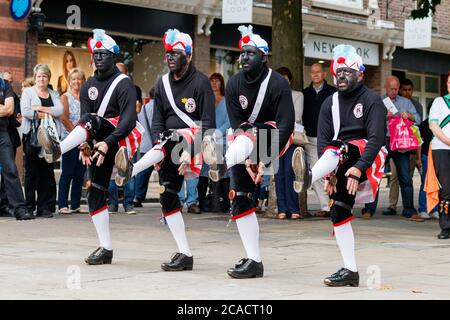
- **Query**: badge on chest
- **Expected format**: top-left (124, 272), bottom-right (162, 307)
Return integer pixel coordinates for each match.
top-left (353, 103), bottom-right (363, 119)
top-left (239, 95), bottom-right (248, 110)
top-left (181, 97), bottom-right (196, 113)
top-left (88, 87), bottom-right (99, 101)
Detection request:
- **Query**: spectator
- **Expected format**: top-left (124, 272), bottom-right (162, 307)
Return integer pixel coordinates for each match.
top-left (133, 87), bottom-right (156, 207)
top-left (0, 72), bottom-right (22, 216)
top-left (373, 76), bottom-right (421, 221)
top-left (116, 63), bottom-right (143, 113)
top-left (302, 63), bottom-right (337, 217)
top-left (21, 64), bottom-right (64, 218)
top-left (21, 77), bottom-right (35, 90)
top-left (58, 68), bottom-right (87, 214)
top-left (57, 50), bottom-right (77, 94)
top-left (274, 67), bottom-right (303, 220)
top-left (428, 72), bottom-right (450, 239)
top-left (0, 75), bottom-right (34, 220)
top-left (198, 73), bottom-right (230, 213)
top-left (418, 102), bottom-right (439, 219)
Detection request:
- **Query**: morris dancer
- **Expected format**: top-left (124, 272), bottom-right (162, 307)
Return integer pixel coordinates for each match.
top-left (38, 29), bottom-right (142, 265)
top-left (115, 29), bottom-right (215, 271)
top-left (292, 45), bottom-right (387, 287)
top-left (203, 25), bottom-right (295, 278)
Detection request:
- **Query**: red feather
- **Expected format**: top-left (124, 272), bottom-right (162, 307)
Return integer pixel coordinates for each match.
top-left (337, 57), bottom-right (346, 64)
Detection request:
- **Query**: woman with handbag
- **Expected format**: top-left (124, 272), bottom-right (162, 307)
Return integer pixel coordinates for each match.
top-left (274, 67), bottom-right (304, 220)
top-left (58, 68), bottom-right (87, 214)
top-left (20, 64), bottom-right (64, 218)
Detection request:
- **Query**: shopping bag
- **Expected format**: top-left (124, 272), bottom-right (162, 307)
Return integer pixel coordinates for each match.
top-left (388, 116), bottom-right (419, 151)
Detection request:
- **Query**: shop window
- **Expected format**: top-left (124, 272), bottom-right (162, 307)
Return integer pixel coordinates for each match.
top-left (403, 71), bottom-right (441, 117)
top-left (425, 76), bottom-right (439, 93)
top-left (210, 49), bottom-right (241, 84)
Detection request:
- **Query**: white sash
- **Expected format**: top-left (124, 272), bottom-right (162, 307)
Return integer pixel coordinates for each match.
top-left (162, 73), bottom-right (197, 128)
top-left (97, 73), bottom-right (128, 117)
top-left (331, 92), bottom-right (340, 140)
top-left (248, 68), bottom-right (272, 124)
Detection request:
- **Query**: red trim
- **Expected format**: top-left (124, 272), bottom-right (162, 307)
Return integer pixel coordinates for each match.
top-left (231, 208), bottom-right (256, 220)
top-left (332, 216), bottom-right (354, 227)
top-left (90, 205), bottom-right (108, 217)
top-left (163, 208), bottom-right (182, 218)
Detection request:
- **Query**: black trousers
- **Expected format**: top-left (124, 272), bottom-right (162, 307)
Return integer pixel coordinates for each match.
top-left (432, 149), bottom-right (450, 230)
top-left (158, 140), bottom-right (185, 216)
top-left (0, 130), bottom-right (27, 212)
top-left (328, 140), bottom-right (367, 226)
top-left (78, 114), bottom-right (118, 215)
top-left (24, 152), bottom-right (55, 213)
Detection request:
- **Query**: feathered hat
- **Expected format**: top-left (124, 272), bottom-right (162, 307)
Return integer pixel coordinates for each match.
top-left (162, 29), bottom-right (193, 55)
top-left (237, 25), bottom-right (269, 55)
top-left (330, 44), bottom-right (365, 78)
top-left (87, 29), bottom-right (120, 55)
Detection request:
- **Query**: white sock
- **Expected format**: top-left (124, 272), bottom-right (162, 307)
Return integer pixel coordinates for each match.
top-left (225, 135), bottom-right (254, 169)
top-left (91, 208), bottom-right (112, 251)
top-left (61, 126), bottom-right (88, 154)
top-left (334, 222), bottom-right (357, 272)
top-left (165, 211), bottom-right (192, 257)
top-left (132, 146), bottom-right (165, 176)
top-left (311, 148), bottom-right (340, 183)
top-left (236, 212), bottom-right (261, 262)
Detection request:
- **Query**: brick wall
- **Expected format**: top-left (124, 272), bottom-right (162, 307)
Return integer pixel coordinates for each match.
top-left (193, 17), bottom-right (211, 77)
top-left (0, 0), bottom-right (27, 92)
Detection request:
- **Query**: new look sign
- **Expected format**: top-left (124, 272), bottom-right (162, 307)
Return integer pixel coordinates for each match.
top-left (305, 34), bottom-right (379, 66)
top-left (222, 0), bottom-right (253, 24)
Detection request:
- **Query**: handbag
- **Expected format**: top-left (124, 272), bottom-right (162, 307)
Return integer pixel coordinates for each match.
top-left (22, 111), bottom-right (41, 156)
top-left (292, 123), bottom-right (309, 146)
top-left (388, 116), bottom-right (419, 151)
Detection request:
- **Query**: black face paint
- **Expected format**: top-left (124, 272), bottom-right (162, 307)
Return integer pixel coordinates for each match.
top-left (240, 45), bottom-right (265, 80)
top-left (336, 67), bottom-right (360, 92)
top-left (93, 50), bottom-right (115, 74)
top-left (166, 49), bottom-right (189, 77)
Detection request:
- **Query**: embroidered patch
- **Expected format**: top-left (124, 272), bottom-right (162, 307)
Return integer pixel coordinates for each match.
top-left (239, 95), bottom-right (248, 109)
top-left (88, 87), bottom-right (98, 101)
top-left (185, 98), bottom-right (196, 113)
top-left (353, 103), bottom-right (363, 118)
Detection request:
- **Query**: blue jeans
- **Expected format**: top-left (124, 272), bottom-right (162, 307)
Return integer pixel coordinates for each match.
top-left (178, 177), bottom-right (199, 206)
top-left (391, 151), bottom-right (417, 216)
top-left (419, 154), bottom-right (438, 213)
top-left (58, 148), bottom-right (86, 209)
top-left (108, 178), bottom-right (135, 209)
top-left (134, 152), bottom-right (153, 201)
top-left (275, 145), bottom-right (299, 214)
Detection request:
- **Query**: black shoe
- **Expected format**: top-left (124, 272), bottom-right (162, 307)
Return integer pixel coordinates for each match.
top-left (115, 147), bottom-right (133, 187)
top-left (324, 268), bottom-right (359, 287)
top-left (36, 210), bottom-right (53, 218)
top-left (161, 252), bottom-right (193, 271)
top-left (227, 258), bottom-right (264, 279)
top-left (188, 204), bottom-right (201, 214)
top-left (438, 229), bottom-right (450, 239)
top-left (292, 147), bottom-right (311, 193)
top-left (37, 125), bottom-right (61, 163)
top-left (14, 208), bottom-right (35, 220)
top-left (382, 208), bottom-right (397, 216)
top-left (134, 199), bottom-right (143, 208)
top-left (85, 247), bottom-right (113, 265)
top-left (0, 206), bottom-right (13, 217)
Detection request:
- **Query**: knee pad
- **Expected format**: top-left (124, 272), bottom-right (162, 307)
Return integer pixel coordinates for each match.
top-left (159, 183), bottom-right (181, 213)
top-left (330, 202), bottom-right (353, 225)
top-left (87, 186), bottom-right (107, 213)
top-left (79, 114), bottom-right (104, 139)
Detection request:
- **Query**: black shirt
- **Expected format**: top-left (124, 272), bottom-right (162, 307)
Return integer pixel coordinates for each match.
top-left (151, 64), bottom-right (215, 145)
top-left (317, 83), bottom-right (387, 173)
top-left (39, 96), bottom-right (54, 107)
top-left (302, 81), bottom-right (337, 137)
top-left (80, 66), bottom-right (137, 149)
top-left (225, 66), bottom-right (295, 156)
top-left (0, 80), bottom-right (14, 130)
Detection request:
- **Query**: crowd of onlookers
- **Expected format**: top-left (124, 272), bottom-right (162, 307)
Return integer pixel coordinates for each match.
top-left (1, 49), bottom-right (450, 238)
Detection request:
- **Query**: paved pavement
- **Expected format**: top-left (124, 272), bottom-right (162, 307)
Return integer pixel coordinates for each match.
top-left (1, 173), bottom-right (450, 300)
